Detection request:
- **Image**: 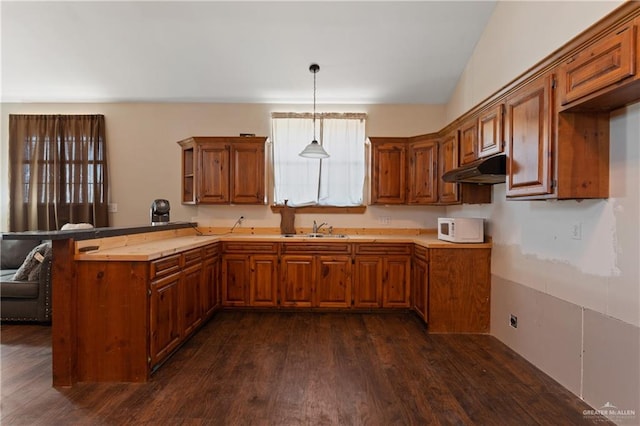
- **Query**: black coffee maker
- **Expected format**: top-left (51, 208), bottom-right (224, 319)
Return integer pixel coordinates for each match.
top-left (150, 199), bottom-right (170, 225)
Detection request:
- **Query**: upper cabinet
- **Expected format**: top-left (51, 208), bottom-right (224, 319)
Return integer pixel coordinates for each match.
top-left (505, 73), bottom-right (610, 200)
top-left (437, 131), bottom-right (460, 204)
top-left (458, 118), bottom-right (478, 166)
top-left (178, 136), bottom-right (267, 205)
top-left (478, 104), bottom-right (504, 159)
top-left (558, 21), bottom-right (638, 109)
top-left (369, 138), bottom-right (407, 204)
top-left (505, 74), bottom-right (555, 198)
top-left (407, 135), bottom-right (438, 204)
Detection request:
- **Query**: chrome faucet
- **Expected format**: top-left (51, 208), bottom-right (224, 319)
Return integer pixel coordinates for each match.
top-left (313, 220), bottom-right (327, 234)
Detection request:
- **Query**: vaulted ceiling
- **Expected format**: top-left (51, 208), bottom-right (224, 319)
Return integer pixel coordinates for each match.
top-left (1, 1), bottom-right (496, 104)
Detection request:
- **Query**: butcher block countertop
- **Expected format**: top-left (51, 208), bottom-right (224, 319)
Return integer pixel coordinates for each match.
top-left (74, 230), bottom-right (492, 262)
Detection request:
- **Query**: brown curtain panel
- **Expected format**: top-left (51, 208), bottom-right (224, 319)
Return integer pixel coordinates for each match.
top-left (9, 114), bottom-right (109, 231)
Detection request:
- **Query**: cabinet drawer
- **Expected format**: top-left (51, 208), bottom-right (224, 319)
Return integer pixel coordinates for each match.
top-left (222, 241), bottom-right (278, 253)
top-left (150, 254), bottom-right (181, 279)
top-left (203, 243), bottom-right (219, 259)
top-left (559, 23), bottom-right (636, 105)
top-left (413, 245), bottom-right (429, 262)
top-left (355, 243), bottom-right (411, 255)
top-left (282, 242), bottom-right (352, 255)
top-left (183, 248), bottom-right (203, 267)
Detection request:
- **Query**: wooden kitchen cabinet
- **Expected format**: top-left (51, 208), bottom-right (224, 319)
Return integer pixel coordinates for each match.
top-left (411, 245), bottom-right (428, 322)
top-left (558, 22), bottom-right (637, 107)
top-left (428, 248), bottom-right (490, 333)
top-left (222, 242), bottom-right (279, 307)
top-left (177, 136), bottom-right (266, 205)
top-left (478, 103), bottom-right (504, 158)
top-left (505, 74), bottom-right (555, 198)
top-left (437, 131), bottom-right (460, 204)
top-left (150, 271), bottom-right (182, 366)
top-left (280, 243), bottom-right (353, 308)
top-left (459, 118), bottom-right (478, 166)
top-left (369, 138), bottom-right (407, 204)
top-left (506, 73), bottom-right (609, 200)
top-left (354, 244), bottom-right (411, 308)
top-left (201, 244), bottom-right (221, 318)
top-left (249, 255), bottom-right (279, 307)
top-left (407, 135), bottom-right (438, 204)
top-left (353, 257), bottom-right (383, 308)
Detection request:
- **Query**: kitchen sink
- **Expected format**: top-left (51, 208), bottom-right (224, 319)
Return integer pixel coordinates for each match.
top-left (282, 233), bottom-right (348, 239)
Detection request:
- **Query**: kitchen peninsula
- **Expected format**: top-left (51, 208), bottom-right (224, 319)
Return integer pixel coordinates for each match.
top-left (2, 223), bottom-right (491, 385)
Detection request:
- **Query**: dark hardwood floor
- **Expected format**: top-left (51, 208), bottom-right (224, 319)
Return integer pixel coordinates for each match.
top-left (1, 311), bottom-right (610, 425)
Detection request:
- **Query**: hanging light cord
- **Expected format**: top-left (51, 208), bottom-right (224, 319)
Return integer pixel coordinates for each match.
top-left (312, 66), bottom-right (317, 142)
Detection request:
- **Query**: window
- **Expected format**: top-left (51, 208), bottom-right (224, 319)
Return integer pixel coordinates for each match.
top-left (9, 114), bottom-right (109, 231)
top-left (271, 113), bottom-right (366, 207)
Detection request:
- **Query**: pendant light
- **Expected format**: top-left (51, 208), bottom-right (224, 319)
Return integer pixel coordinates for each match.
top-left (299, 63), bottom-right (330, 159)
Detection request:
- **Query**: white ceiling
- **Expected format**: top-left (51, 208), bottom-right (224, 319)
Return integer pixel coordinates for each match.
top-left (1, 1), bottom-right (497, 104)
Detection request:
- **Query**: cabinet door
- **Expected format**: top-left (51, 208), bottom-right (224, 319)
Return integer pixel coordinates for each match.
top-left (280, 255), bottom-right (315, 307)
top-left (412, 257), bottom-right (428, 322)
top-left (181, 264), bottom-right (202, 337)
top-left (438, 132), bottom-right (459, 204)
top-left (459, 119), bottom-right (478, 166)
top-left (505, 74), bottom-right (554, 198)
top-left (478, 104), bottom-right (504, 158)
top-left (231, 142), bottom-right (265, 204)
top-left (382, 256), bottom-right (411, 308)
top-left (201, 255), bottom-right (220, 318)
top-left (249, 255), bottom-right (278, 307)
top-left (199, 143), bottom-right (230, 203)
top-left (150, 273), bottom-right (181, 366)
top-left (370, 138), bottom-right (407, 204)
top-left (222, 254), bottom-right (249, 306)
top-left (559, 23), bottom-right (636, 105)
top-left (180, 143), bottom-right (196, 204)
top-left (316, 255), bottom-right (352, 308)
top-left (353, 257), bottom-right (383, 308)
top-left (407, 139), bottom-right (438, 204)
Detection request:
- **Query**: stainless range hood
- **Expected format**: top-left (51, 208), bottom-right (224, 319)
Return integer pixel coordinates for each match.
top-left (442, 154), bottom-right (506, 184)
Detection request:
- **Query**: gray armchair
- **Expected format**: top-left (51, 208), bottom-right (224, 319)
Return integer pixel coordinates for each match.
top-left (0, 239), bottom-right (52, 322)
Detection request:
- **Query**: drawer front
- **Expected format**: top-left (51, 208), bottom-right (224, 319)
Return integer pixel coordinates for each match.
top-left (183, 248), bottom-right (203, 267)
top-left (413, 245), bottom-right (429, 262)
top-left (203, 243), bottom-right (220, 259)
top-left (560, 23), bottom-right (636, 105)
top-left (150, 254), bottom-right (181, 280)
top-left (355, 243), bottom-right (411, 255)
top-left (282, 242), bottom-right (352, 255)
top-left (222, 241), bottom-right (278, 253)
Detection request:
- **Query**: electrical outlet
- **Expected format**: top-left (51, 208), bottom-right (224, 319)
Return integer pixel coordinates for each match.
top-left (379, 216), bottom-right (391, 225)
top-left (108, 203), bottom-right (118, 213)
top-left (571, 222), bottom-right (582, 240)
top-left (510, 314), bottom-right (518, 329)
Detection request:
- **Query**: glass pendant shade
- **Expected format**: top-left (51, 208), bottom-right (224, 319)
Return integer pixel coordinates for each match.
top-left (299, 139), bottom-right (330, 158)
top-left (299, 63), bottom-right (329, 159)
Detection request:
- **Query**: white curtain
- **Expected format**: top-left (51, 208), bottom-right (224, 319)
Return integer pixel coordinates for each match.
top-left (272, 115), bottom-right (365, 207)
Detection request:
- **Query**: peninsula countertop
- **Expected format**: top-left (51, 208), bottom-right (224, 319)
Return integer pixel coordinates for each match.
top-left (73, 232), bottom-right (492, 262)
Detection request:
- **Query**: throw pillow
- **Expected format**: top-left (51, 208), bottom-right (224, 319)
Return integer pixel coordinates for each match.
top-left (12, 242), bottom-right (52, 281)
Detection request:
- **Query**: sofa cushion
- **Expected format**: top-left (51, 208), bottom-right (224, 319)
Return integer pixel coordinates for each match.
top-left (12, 242), bottom-right (52, 281)
top-left (0, 280), bottom-right (39, 298)
top-left (1, 239), bottom-right (40, 270)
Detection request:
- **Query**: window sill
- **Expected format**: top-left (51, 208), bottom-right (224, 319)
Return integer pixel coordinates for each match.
top-left (270, 205), bottom-right (367, 214)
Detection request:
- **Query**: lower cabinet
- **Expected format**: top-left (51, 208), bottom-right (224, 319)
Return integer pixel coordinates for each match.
top-left (222, 242), bottom-right (279, 307)
top-left (428, 248), bottom-right (491, 333)
top-left (412, 245), bottom-right (429, 321)
top-left (354, 244), bottom-right (411, 308)
top-left (280, 243), bottom-right (352, 308)
top-left (150, 271), bottom-right (181, 367)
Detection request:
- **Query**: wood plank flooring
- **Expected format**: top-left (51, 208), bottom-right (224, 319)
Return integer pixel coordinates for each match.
top-left (1, 311), bottom-right (611, 425)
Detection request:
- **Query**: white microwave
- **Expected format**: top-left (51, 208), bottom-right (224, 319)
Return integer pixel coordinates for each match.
top-left (437, 217), bottom-right (484, 243)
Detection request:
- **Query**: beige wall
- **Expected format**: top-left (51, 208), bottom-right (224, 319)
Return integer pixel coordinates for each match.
top-left (445, 0), bottom-right (638, 419)
top-left (0, 103), bottom-right (447, 232)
